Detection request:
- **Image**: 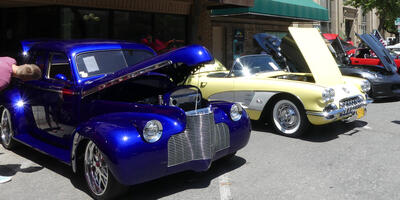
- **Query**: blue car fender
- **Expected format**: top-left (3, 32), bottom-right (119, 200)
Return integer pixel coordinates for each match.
top-left (71, 111), bottom-right (186, 183)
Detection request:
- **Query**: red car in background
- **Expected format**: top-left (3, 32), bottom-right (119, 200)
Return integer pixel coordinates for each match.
top-left (325, 33), bottom-right (400, 70)
top-left (323, 33), bottom-right (356, 55)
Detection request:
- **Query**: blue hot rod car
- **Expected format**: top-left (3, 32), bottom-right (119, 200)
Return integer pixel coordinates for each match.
top-left (0, 40), bottom-right (251, 199)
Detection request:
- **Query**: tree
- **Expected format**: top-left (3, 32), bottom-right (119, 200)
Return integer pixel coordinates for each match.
top-left (345, 0), bottom-right (400, 35)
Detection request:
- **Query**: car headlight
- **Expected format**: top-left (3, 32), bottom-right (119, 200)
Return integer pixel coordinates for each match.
top-left (322, 88), bottom-right (335, 103)
top-left (230, 103), bottom-right (243, 121)
top-left (361, 80), bottom-right (371, 93)
top-left (143, 120), bottom-right (163, 143)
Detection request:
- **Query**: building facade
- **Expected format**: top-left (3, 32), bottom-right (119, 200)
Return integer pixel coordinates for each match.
top-left (312, 0), bottom-right (388, 45)
top-left (0, 0), bottom-right (329, 67)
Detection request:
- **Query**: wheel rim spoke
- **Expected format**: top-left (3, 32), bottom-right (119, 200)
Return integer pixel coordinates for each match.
top-left (84, 141), bottom-right (109, 196)
top-left (273, 100), bottom-right (301, 134)
top-left (1, 109), bottom-right (12, 145)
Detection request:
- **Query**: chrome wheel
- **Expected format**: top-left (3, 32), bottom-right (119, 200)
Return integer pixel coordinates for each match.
top-left (84, 141), bottom-right (109, 196)
top-left (1, 108), bottom-right (13, 147)
top-left (272, 100), bottom-right (301, 135)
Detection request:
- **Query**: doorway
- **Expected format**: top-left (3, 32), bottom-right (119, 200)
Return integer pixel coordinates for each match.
top-left (345, 19), bottom-right (354, 41)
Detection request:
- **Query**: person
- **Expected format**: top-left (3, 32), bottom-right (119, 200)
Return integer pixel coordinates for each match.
top-left (0, 56), bottom-right (41, 184)
top-left (141, 34), bottom-right (184, 54)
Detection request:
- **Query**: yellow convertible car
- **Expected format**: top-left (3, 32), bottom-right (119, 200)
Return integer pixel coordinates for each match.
top-left (186, 27), bottom-right (372, 137)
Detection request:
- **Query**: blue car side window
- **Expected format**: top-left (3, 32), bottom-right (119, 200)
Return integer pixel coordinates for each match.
top-left (48, 53), bottom-right (73, 81)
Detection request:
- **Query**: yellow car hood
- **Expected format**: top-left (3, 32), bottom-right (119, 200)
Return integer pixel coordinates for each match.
top-left (288, 27), bottom-right (344, 87)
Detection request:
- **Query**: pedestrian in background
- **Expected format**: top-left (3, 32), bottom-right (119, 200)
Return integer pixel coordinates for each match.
top-left (0, 56), bottom-right (41, 183)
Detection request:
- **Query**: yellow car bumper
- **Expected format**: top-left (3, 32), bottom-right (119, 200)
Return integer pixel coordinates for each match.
top-left (306, 99), bottom-right (372, 125)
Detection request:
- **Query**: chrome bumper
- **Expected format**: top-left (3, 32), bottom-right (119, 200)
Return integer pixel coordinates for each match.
top-left (306, 98), bottom-right (373, 120)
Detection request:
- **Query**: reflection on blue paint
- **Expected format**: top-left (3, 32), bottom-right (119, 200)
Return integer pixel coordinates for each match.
top-left (15, 100), bottom-right (24, 108)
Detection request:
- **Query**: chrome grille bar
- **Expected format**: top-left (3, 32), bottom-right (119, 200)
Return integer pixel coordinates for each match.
top-left (339, 95), bottom-right (364, 117)
top-left (167, 112), bottom-right (230, 167)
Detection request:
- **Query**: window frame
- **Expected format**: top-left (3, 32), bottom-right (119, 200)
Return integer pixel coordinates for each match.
top-left (46, 52), bottom-right (74, 82)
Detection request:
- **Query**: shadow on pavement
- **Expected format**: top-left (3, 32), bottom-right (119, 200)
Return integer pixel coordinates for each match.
top-left (251, 120), bottom-right (368, 143)
top-left (3, 144), bottom-right (88, 194)
top-left (391, 120), bottom-right (400, 125)
top-left (301, 120), bottom-right (368, 142)
top-left (4, 142), bottom-right (246, 199)
top-left (0, 164), bottom-right (43, 176)
top-left (372, 97), bottom-right (400, 104)
top-left (122, 156), bottom-right (246, 200)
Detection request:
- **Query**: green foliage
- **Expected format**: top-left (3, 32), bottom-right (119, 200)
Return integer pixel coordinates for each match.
top-left (345, 0), bottom-right (400, 34)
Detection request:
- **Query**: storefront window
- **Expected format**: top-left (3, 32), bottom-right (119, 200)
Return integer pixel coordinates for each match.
top-left (0, 7), bottom-right (59, 56)
top-left (28, 7), bottom-right (60, 39)
top-left (1, 6), bottom-right (187, 55)
top-left (154, 14), bottom-right (186, 42)
top-left (61, 8), bottom-right (109, 39)
top-left (113, 11), bottom-right (152, 42)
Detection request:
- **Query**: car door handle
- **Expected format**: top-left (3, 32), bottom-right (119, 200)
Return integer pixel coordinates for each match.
top-left (354, 60), bottom-right (359, 63)
top-left (200, 82), bottom-right (207, 88)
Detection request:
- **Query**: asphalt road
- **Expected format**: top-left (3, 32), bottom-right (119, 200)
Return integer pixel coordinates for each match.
top-left (1, 100), bottom-right (400, 200)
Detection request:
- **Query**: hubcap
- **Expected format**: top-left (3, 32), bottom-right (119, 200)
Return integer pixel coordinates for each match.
top-left (273, 100), bottom-right (301, 134)
top-left (1, 109), bottom-right (12, 146)
top-left (84, 141), bottom-right (109, 196)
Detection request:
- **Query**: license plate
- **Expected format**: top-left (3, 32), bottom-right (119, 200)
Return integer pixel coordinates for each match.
top-left (356, 108), bottom-right (365, 119)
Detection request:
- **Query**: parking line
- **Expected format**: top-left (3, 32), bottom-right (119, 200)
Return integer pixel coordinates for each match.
top-left (219, 173), bottom-right (233, 200)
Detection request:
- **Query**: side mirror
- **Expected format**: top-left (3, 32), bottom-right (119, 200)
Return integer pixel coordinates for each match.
top-left (55, 74), bottom-right (67, 81)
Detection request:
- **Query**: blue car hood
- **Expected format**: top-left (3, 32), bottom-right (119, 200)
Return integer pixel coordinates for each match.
top-left (81, 45), bottom-right (213, 97)
top-left (253, 33), bottom-right (282, 56)
top-left (356, 33), bottom-right (397, 73)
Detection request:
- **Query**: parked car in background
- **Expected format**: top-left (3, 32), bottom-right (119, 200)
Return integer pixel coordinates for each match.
top-left (330, 33), bottom-right (400, 99)
top-left (186, 28), bottom-right (370, 137)
top-left (328, 35), bottom-right (400, 69)
top-left (386, 43), bottom-right (400, 57)
top-left (322, 33), bottom-right (356, 54)
top-left (0, 40), bottom-right (251, 199)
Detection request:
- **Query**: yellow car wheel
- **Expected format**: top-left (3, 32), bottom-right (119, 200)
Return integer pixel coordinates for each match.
top-left (270, 97), bottom-right (309, 137)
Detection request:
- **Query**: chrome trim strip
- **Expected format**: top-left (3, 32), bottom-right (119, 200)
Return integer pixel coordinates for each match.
top-left (81, 60), bottom-right (173, 98)
top-left (185, 107), bottom-right (212, 116)
top-left (26, 85), bottom-right (78, 95)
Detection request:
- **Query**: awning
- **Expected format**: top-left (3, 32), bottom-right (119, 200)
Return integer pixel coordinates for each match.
top-left (211, 0), bottom-right (329, 22)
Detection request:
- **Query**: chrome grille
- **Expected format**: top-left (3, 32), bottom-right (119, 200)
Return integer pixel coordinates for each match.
top-left (339, 95), bottom-right (364, 116)
top-left (167, 112), bottom-right (230, 167)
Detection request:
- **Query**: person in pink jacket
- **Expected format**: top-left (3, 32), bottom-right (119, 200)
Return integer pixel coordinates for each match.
top-left (0, 57), bottom-right (41, 88)
top-left (0, 56), bottom-right (41, 183)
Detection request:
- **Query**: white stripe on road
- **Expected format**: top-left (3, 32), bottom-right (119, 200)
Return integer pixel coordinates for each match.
top-left (219, 173), bottom-right (233, 200)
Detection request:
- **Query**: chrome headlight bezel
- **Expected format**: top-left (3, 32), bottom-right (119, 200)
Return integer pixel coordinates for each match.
top-left (361, 80), bottom-right (371, 93)
top-left (322, 88), bottom-right (335, 103)
top-left (143, 120), bottom-right (163, 143)
top-left (230, 103), bottom-right (243, 121)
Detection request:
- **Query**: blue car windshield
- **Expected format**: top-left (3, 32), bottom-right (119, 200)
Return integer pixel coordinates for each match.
top-left (75, 49), bottom-right (154, 78)
top-left (232, 55), bottom-right (282, 76)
